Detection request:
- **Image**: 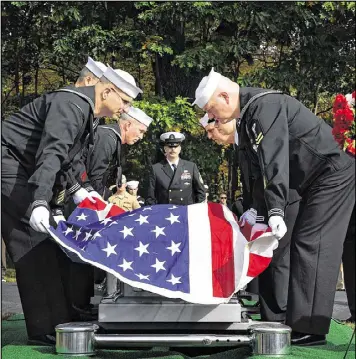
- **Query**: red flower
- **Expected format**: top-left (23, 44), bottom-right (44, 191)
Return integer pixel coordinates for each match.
top-left (334, 108), bottom-right (354, 128)
top-left (334, 121), bottom-right (350, 131)
top-left (333, 94), bottom-right (348, 113)
top-left (332, 127), bottom-right (346, 146)
top-left (344, 108), bottom-right (355, 122)
top-left (332, 91), bottom-right (355, 153)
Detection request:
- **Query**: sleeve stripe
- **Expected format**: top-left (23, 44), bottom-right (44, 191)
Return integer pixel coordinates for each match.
top-left (67, 183), bottom-right (81, 195)
top-left (268, 208), bottom-right (284, 217)
top-left (31, 200), bottom-right (49, 211)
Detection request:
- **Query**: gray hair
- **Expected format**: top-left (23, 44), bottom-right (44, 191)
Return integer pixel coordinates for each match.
top-left (76, 67), bottom-right (99, 83)
top-left (99, 75), bottom-right (111, 85)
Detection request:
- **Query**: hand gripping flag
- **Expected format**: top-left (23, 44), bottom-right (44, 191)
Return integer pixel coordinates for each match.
top-left (48, 198), bottom-right (278, 304)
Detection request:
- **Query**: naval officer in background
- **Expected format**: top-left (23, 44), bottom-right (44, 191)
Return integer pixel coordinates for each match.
top-left (146, 132), bottom-right (206, 205)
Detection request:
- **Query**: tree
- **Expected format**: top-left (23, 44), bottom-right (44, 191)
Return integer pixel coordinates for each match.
top-left (1, 1), bottom-right (354, 201)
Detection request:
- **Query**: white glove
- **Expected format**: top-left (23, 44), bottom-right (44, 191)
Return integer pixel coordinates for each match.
top-left (29, 206), bottom-right (50, 233)
top-left (89, 191), bottom-right (102, 200)
top-left (240, 208), bottom-right (257, 226)
top-left (53, 215), bottom-right (66, 225)
top-left (268, 215), bottom-right (287, 240)
top-left (72, 188), bottom-right (97, 205)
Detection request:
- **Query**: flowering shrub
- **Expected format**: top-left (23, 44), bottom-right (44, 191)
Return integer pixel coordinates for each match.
top-left (332, 91), bottom-right (355, 157)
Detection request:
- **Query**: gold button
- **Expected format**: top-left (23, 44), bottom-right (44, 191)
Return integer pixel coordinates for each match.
top-left (181, 198), bottom-right (183, 201)
top-left (169, 199), bottom-right (172, 201)
top-left (180, 189), bottom-right (183, 192)
top-left (169, 190), bottom-right (171, 192)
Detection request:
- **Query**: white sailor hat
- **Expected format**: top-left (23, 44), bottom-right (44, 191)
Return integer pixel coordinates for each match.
top-left (102, 66), bottom-right (143, 99)
top-left (127, 180), bottom-right (139, 189)
top-left (199, 113), bottom-right (215, 128)
top-left (85, 56), bottom-right (107, 78)
top-left (127, 107), bottom-right (153, 127)
top-left (192, 68), bottom-right (222, 109)
top-left (160, 132), bottom-right (185, 147)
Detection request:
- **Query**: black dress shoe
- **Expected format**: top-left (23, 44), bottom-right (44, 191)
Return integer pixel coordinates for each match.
top-left (291, 331), bottom-right (326, 346)
top-left (27, 334), bottom-right (56, 346)
top-left (72, 304), bottom-right (98, 321)
top-left (73, 303), bottom-right (98, 315)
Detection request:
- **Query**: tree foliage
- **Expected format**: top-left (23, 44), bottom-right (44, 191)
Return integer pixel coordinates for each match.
top-left (1, 1), bottom-right (355, 200)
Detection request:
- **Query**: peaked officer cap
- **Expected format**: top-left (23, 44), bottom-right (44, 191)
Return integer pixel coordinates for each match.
top-left (160, 132), bottom-right (185, 147)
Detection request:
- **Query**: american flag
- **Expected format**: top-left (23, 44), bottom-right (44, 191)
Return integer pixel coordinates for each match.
top-left (48, 198), bottom-right (278, 304)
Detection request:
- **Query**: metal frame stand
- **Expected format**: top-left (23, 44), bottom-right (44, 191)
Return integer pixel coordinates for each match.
top-left (55, 322), bottom-right (292, 356)
top-left (99, 273), bottom-right (259, 331)
top-left (55, 274), bottom-right (292, 356)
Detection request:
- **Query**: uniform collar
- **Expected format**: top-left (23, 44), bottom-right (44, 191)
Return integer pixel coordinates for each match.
top-left (166, 158), bottom-right (179, 167)
top-left (238, 87), bottom-right (264, 112)
top-left (239, 86), bottom-right (280, 117)
top-left (67, 84), bottom-right (96, 106)
top-left (99, 123), bottom-right (122, 139)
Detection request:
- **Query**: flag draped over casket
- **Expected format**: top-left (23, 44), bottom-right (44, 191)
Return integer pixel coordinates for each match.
top-left (48, 198), bottom-right (278, 304)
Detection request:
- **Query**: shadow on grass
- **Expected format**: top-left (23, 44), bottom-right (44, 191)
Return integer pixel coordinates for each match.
top-left (319, 343), bottom-right (355, 353)
top-left (33, 346), bottom-right (252, 359)
top-left (35, 346), bottom-right (185, 358)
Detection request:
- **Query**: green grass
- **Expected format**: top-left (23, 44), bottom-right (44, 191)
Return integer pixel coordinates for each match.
top-left (1, 314), bottom-right (355, 359)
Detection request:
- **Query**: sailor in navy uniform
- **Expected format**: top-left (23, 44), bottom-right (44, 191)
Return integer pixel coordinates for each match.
top-left (1, 64), bottom-right (138, 345)
top-left (50, 57), bottom-right (107, 320)
top-left (193, 68), bottom-right (355, 346)
top-left (146, 132), bottom-right (206, 205)
top-left (200, 111), bottom-right (300, 320)
top-left (51, 63), bottom-right (142, 217)
top-left (49, 64), bottom-right (145, 322)
top-left (82, 107), bottom-right (153, 200)
top-left (127, 180), bottom-right (145, 206)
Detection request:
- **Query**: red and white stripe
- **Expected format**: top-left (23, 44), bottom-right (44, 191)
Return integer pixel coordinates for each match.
top-left (75, 199), bottom-right (277, 304)
top-left (187, 202), bottom-right (277, 304)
